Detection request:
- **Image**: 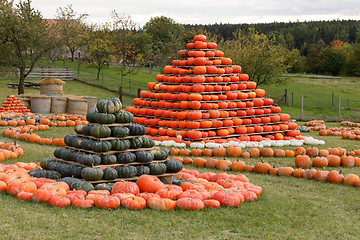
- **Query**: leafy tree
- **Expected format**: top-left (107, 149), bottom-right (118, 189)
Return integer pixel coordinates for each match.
top-left (55, 5), bottom-right (88, 62)
top-left (220, 28), bottom-right (293, 86)
top-left (0, 0), bottom-right (60, 94)
top-left (110, 13), bottom-right (151, 85)
top-left (143, 16), bottom-right (184, 69)
top-left (83, 23), bottom-right (113, 80)
top-left (317, 39), bottom-right (347, 75)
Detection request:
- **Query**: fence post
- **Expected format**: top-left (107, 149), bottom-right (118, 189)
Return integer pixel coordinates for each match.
top-left (301, 96), bottom-right (304, 120)
top-left (119, 87), bottom-right (122, 103)
top-left (137, 88), bottom-right (141, 98)
top-left (285, 89), bottom-right (288, 104)
top-left (338, 94), bottom-right (341, 122)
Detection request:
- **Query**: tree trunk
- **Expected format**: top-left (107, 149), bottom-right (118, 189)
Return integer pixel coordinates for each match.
top-left (18, 68), bottom-right (25, 95)
top-left (97, 69), bottom-right (100, 80)
top-left (70, 49), bottom-right (75, 62)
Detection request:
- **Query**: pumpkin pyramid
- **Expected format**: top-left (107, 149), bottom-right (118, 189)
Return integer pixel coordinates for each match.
top-left (0, 95), bottom-right (30, 113)
top-left (126, 34), bottom-right (300, 142)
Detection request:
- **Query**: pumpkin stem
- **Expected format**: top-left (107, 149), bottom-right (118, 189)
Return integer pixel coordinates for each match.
top-left (339, 170), bottom-right (342, 174)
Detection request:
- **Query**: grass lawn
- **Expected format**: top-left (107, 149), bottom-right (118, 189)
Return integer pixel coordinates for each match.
top-left (0, 122), bottom-right (360, 239)
top-left (262, 76), bottom-right (360, 122)
top-left (1, 64), bottom-right (360, 238)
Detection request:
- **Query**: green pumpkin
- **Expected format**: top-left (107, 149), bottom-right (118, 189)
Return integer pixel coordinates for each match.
top-left (40, 157), bottom-right (55, 169)
top-left (115, 111), bottom-right (134, 123)
top-left (91, 140), bottom-right (112, 152)
top-left (96, 98), bottom-right (121, 114)
top-left (95, 112), bottom-right (116, 124)
top-left (81, 167), bottom-right (104, 181)
top-left (77, 153), bottom-right (102, 166)
top-left (47, 161), bottom-right (62, 171)
top-left (151, 148), bottom-right (169, 160)
top-left (71, 179), bottom-right (95, 192)
top-left (130, 137), bottom-right (143, 149)
top-left (89, 125), bottom-right (111, 138)
top-left (135, 151), bottom-right (154, 163)
top-left (28, 169), bottom-right (46, 178)
top-left (128, 124), bottom-right (147, 136)
top-left (72, 165), bottom-right (84, 179)
top-left (149, 162), bottom-right (167, 175)
top-left (102, 167), bottom-right (118, 180)
top-left (58, 163), bottom-right (76, 177)
top-left (94, 183), bottom-right (113, 192)
top-left (116, 152), bottom-right (136, 163)
top-left (136, 165), bottom-right (150, 176)
top-left (60, 149), bottom-right (75, 161)
top-left (111, 126), bottom-right (130, 138)
top-left (64, 134), bottom-right (77, 146)
top-left (110, 139), bottom-right (130, 151)
top-left (70, 151), bottom-right (80, 162)
top-left (61, 177), bottom-right (78, 187)
top-left (70, 136), bottom-right (83, 149)
top-left (101, 154), bottom-right (117, 165)
top-left (115, 165), bottom-right (137, 178)
top-left (74, 124), bottom-right (91, 135)
top-left (141, 136), bottom-right (155, 148)
top-left (81, 139), bottom-right (94, 150)
top-left (110, 97), bottom-right (122, 111)
top-left (53, 148), bottom-right (65, 158)
top-left (86, 111), bottom-right (98, 123)
top-left (165, 159), bottom-right (183, 173)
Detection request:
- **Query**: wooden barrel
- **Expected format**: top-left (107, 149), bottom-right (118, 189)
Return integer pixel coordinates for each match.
top-left (67, 98), bottom-right (88, 115)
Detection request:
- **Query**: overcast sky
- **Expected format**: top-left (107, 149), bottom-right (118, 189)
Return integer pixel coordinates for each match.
top-left (13, 0), bottom-right (360, 27)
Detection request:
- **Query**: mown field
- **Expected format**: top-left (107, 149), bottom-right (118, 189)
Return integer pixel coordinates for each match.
top-left (0, 121), bottom-right (360, 239)
top-left (1, 65), bottom-right (360, 239)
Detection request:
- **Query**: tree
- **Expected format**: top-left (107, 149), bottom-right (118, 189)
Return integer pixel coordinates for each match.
top-left (83, 23), bottom-right (113, 80)
top-left (55, 5), bottom-right (88, 62)
top-left (110, 13), bottom-right (151, 85)
top-left (317, 39), bottom-right (347, 76)
top-left (143, 16), bottom-right (184, 69)
top-left (0, 0), bottom-right (60, 94)
top-left (220, 28), bottom-right (293, 86)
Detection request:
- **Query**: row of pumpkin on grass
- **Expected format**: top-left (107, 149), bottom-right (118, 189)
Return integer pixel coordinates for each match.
top-left (0, 116), bottom-right (88, 127)
top-left (0, 162), bottom-right (262, 210)
top-left (175, 156), bottom-right (360, 187)
top-left (303, 119), bottom-right (360, 140)
top-left (169, 145), bottom-right (360, 159)
top-left (0, 142), bottom-right (24, 161)
top-left (2, 125), bottom-right (67, 146)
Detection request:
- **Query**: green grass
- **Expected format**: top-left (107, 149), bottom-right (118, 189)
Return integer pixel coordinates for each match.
top-left (1, 61), bottom-right (360, 238)
top-left (1, 122), bottom-right (360, 239)
top-left (262, 76), bottom-right (360, 122)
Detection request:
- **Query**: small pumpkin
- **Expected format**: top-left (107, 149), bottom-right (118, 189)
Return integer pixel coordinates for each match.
top-left (149, 162), bottom-right (167, 175)
top-left (102, 167), bottom-right (118, 180)
top-left (81, 167), bottom-right (104, 181)
top-left (165, 159), bottom-right (183, 173)
top-left (115, 165), bottom-right (137, 178)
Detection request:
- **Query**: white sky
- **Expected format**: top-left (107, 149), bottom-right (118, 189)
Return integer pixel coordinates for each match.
top-left (13, 0), bottom-right (360, 27)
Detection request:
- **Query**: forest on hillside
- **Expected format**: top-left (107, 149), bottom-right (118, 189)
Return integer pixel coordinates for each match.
top-left (184, 20), bottom-right (360, 77)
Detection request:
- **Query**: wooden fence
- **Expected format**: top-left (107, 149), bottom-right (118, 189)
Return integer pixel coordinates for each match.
top-left (24, 68), bottom-right (75, 81)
